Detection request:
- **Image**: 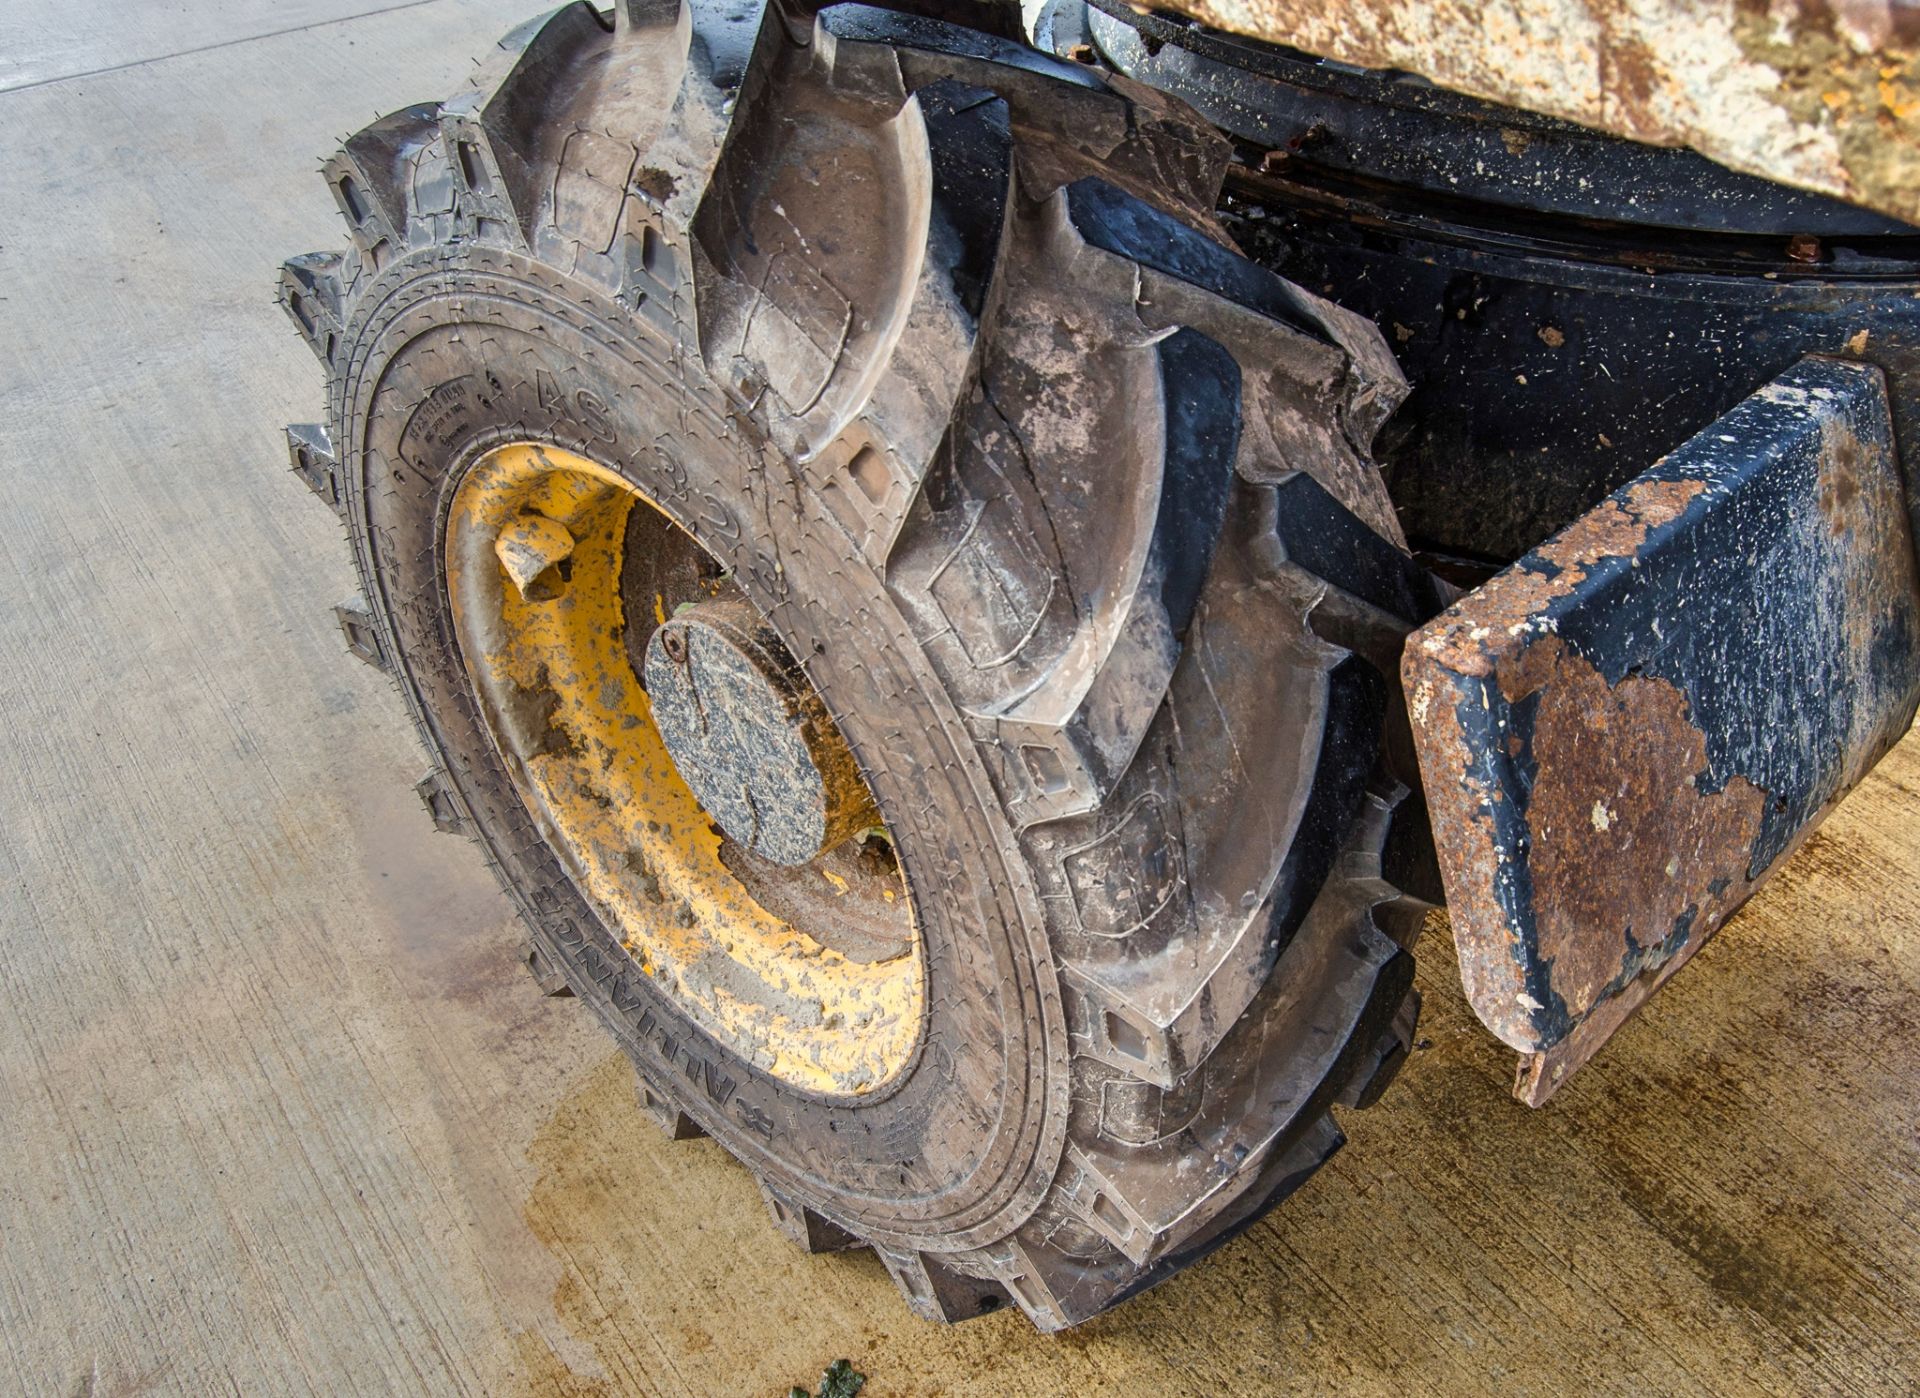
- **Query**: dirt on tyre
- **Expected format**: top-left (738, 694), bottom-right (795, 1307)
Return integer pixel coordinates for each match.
top-left (279, 0), bottom-right (1444, 1329)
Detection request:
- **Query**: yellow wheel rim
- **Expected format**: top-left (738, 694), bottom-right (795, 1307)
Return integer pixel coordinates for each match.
top-left (445, 443), bottom-right (924, 1096)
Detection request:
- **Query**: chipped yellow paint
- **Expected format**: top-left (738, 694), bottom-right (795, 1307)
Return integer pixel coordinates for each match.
top-left (445, 444), bottom-right (923, 1096)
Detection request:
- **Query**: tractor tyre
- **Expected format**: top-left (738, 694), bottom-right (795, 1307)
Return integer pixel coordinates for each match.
top-left (278, 0), bottom-right (1442, 1329)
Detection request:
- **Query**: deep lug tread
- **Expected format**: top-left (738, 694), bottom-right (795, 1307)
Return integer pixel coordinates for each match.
top-left (1055, 647), bottom-right (1389, 1087)
top-left (1102, 1113), bottom-right (1347, 1315)
top-left (414, 771), bottom-right (467, 835)
top-left (817, 78), bottom-right (1017, 570)
top-left (982, 319), bottom-right (1247, 829)
top-left (519, 936), bottom-right (575, 997)
top-left (332, 598), bottom-right (387, 671)
top-left (1047, 850), bottom-right (1414, 1274)
top-left (759, 1180), bottom-right (866, 1254)
top-left (1339, 987), bottom-right (1419, 1110)
top-left (437, 3), bottom-right (609, 248)
top-left (825, 5), bottom-right (1231, 222)
top-left (691, 26), bottom-right (1016, 524)
top-left (1062, 178), bottom-right (1405, 447)
top-left (878, 1248), bottom-right (1014, 1325)
top-left (636, 1076), bottom-right (708, 1140)
top-left (323, 103), bottom-right (442, 266)
top-left (278, 252), bottom-right (345, 362)
top-left (1262, 470), bottom-right (1448, 627)
top-left (883, 192), bottom-right (1253, 829)
top-left (284, 422), bottom-right (343, 516)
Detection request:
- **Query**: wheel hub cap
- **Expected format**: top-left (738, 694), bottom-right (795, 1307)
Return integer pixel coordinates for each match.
top-left (644, 601), bottom-right (878, 867)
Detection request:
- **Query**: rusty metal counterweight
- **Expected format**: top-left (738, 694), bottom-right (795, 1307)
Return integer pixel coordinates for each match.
top-left (1403, 357), bottom-right (1920, 1103)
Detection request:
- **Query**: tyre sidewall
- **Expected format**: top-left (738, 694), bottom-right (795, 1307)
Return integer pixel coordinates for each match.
top-left (337, 245), bottom-right (1070, 1249)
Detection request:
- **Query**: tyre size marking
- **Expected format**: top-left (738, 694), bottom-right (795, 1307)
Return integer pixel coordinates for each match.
top-left (398, 375), bottom-right (478, 465)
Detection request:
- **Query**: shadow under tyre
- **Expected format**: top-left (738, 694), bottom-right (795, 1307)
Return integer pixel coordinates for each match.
top-left (279, 0), bottom-right (1442, 1329)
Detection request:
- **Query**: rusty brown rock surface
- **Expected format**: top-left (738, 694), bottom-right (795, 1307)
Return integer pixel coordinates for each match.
top-left (1157, 0), bottom-right (1920, 223)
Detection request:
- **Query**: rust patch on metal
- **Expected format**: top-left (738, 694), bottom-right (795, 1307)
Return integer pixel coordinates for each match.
top-left (1818, 420), bottom-right (1864, 538)
top-left (1408, 478), bottom-right (1705, 683)
top-left (1521, 640), bottom-right (1764, 1023)
top-left (1407, 665), bottom-right (1526, 1039)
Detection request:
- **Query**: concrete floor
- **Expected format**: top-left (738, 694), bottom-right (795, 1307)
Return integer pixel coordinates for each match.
top-left (2, 2), bottom-right (1919, 1393)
